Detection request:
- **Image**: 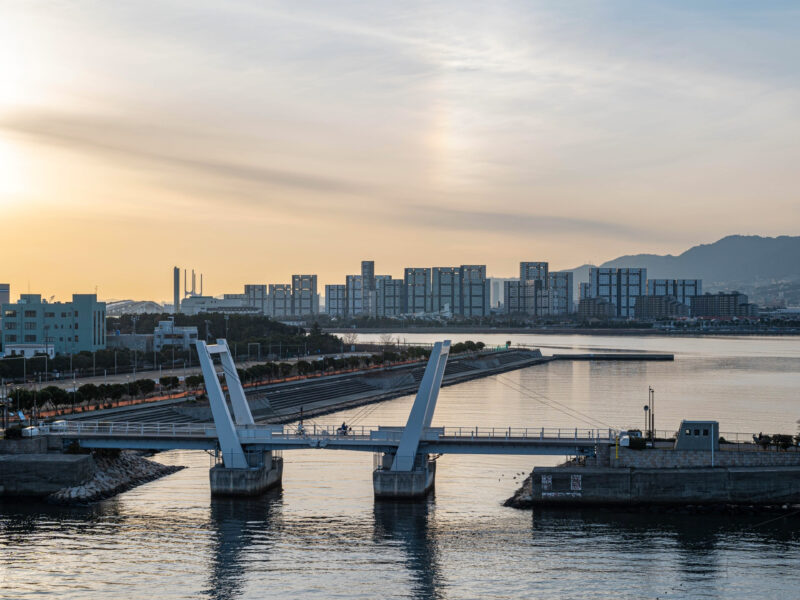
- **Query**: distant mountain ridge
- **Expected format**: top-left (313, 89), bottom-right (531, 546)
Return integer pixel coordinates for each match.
top-left (567, 235), bottom-right (800, 304)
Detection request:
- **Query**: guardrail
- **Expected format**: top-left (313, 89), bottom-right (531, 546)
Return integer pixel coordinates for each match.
top-left (439, 427), bottom-right (615, 441)
top-left (40, 421), bottom-right (216, 438)
top-left (41, 421), bottom-right (616, 443)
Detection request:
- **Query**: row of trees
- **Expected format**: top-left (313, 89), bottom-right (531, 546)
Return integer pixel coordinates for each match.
top-left (230, 341), bottom-right (487, 386)
top-left (6, 376), bottom-right (188, 413)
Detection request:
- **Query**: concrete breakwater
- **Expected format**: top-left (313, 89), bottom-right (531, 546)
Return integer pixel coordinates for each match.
top-left (506, 447), bottom-right (800, 509)
top-left (47, 451), bottom-right (184, 505)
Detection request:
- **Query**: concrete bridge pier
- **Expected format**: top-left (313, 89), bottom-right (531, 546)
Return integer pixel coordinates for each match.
top-left (210, 450), bottom-right (283, 497)
top-left (373, 453), bottom-right (436, 500)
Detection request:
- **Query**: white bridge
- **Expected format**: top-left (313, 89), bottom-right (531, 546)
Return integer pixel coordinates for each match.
top-left (46, 339), bottom-right (614, 498)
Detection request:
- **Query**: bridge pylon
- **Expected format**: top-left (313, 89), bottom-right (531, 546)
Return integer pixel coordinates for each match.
top-left (373, 340), bottom-right (450, 499)
top-left (196, 339), bottom-right (283, 496)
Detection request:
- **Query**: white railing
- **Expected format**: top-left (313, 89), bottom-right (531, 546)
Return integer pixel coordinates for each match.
top-left (40, 421), bottom-right (615, 443)
top-left (40, 421), bottom-right (216, 438)
top-left (438, 427), bottom-right (614, 441)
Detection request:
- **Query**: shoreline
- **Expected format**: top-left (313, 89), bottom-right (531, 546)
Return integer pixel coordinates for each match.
top-left (324, 327), bottom-right (800, 337)
top-left (47, 451), bottom-right (185, 505)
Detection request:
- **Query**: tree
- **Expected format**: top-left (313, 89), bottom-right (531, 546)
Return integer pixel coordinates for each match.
top-left (342, 332), bottom-right (358, 347)
top-left (78, 384), bottom-right (99, 402)
top-left (186, 375), bottom-right (204, 389)
top-left (137, 379), bottom-right (156, 395)
top-left (296, 361), bottom-right (312, 376)
top-left (159, 376), bottom-right (179, 389)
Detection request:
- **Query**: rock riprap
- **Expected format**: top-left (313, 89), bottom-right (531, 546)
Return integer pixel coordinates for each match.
top-left (48, 451), bottom-right (185, 505)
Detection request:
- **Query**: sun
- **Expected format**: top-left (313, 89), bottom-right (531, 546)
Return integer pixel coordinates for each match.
top-left (0, 136), bottom-right (29, 203)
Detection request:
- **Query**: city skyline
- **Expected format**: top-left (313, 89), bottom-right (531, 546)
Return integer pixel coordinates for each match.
top-left (2, 2), bottom-right (799, 301)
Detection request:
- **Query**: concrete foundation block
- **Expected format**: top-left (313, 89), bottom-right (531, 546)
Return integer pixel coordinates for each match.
top-left (209, 456), bottom-right (283, 497)
top-left (373, 460), bottom-right (436, 500)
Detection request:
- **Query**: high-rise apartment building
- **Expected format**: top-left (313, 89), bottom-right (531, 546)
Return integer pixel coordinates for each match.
top-left (404, 268), bottom-right (432, 314)
top-left (548, 271), bottom-right (574, 315)
top-left (431, 267), bottom-right (461, 315)
top-left (520, 262), bottom-right (549, 283)
top-left (244, 284), bottom-right (268, 315)
top-left (376, 277), bottom-right (406, 317)
top-left (291, 274), bottom-right (319, 316)
top-left (0, 284), bottom-right (9, 307)
top-left (268, 284), bottom-right (292, 318)
top-left (1, 293), bottom-right (106, 355)
top-left (361, 261), bottom-right (376, 317)
top-left (460, 265), bottom-right (489, 317)
top-left (647, 279), bottom-right (702, 307)
top-left (346, 275), bottom-right (364, 316)
top-left (588, 267), bottom-right (647, 318)
top-left (503, 280), bottom-right (524, 314)
top-left (325, 284), bottom-right (347, 318)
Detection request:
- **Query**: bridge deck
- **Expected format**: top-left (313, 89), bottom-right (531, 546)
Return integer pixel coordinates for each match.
top-left (41, 421), bottom-right (613, 455)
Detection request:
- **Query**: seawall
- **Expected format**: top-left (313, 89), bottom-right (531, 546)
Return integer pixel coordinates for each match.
top-left (0, 454), bottom-right (97, 496)
top-left (519, 466), bottom-right (800, 506)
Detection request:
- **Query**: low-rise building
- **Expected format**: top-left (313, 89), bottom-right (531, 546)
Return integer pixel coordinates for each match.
top-left (180, 295), bottom-right (259, 316)
top-left (1, 293), bottom-right (106, 355)
top-left (106, 333), bottom-right (153, 353)
top-left (633, 295), bottom-right (689, 319)
top-left (690, 292), bottom-right (758, 318)
top-left (577, 297), bottom-right (616, 320)
top-left (153, 320), bottom-right (198, 351)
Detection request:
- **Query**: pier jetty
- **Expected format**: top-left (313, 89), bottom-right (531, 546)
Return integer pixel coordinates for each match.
top-left (506, 423), bottom-right (800, 508)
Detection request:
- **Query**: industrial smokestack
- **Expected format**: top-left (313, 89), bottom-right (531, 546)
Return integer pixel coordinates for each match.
top-left (173, 266), bottom-right (181, 314)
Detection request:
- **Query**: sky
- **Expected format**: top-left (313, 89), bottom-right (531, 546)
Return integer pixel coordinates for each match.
top-left (1, 1), bottom-right (798, 302)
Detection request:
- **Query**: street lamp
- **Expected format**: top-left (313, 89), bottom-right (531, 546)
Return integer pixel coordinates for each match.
top-left (169, 316), bottom-right (176, 376)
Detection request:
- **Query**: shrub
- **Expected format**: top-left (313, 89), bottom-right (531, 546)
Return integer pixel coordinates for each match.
top-left (3, 426), bottom-right (23, 440)
top-left (628, 436), bottom-right (647, 450)
top-left (773, 434), bottom-right (794, 451)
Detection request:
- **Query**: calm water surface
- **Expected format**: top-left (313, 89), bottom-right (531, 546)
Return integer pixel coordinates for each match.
top-left (2, 335), bottom-right (799, 599)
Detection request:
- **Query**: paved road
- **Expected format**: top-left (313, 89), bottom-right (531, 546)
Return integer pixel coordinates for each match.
top-left (7, 352), bottom-right (373, 391)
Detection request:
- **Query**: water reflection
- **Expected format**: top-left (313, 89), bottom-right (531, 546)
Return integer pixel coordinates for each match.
top-left (205, 490), bottom-right (283, 600)
top-left (373, 500), bottom-right (443, 600)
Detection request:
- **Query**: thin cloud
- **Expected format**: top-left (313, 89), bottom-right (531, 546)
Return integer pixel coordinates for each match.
top-left (1, 110), bottom-right (371, 199)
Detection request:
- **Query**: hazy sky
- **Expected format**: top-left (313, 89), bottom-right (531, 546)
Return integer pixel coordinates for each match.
top-left (1, 1), bottom-right (798, 301)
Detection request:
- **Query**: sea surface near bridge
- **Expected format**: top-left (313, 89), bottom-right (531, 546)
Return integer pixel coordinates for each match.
top-left (2, 334), bottom-right (799, 599)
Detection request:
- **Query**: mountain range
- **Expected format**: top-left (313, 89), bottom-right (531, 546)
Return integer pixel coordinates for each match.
top-left (567, 235), bottom-right (800, 306)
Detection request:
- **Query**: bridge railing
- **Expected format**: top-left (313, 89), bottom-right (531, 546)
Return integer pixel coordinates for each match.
top-left (439, 427), bottom-right (615, 441)
top-left (40, 421), bottom-right (217, 438)
top-left (37, 421), bottom-right (617, 443)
